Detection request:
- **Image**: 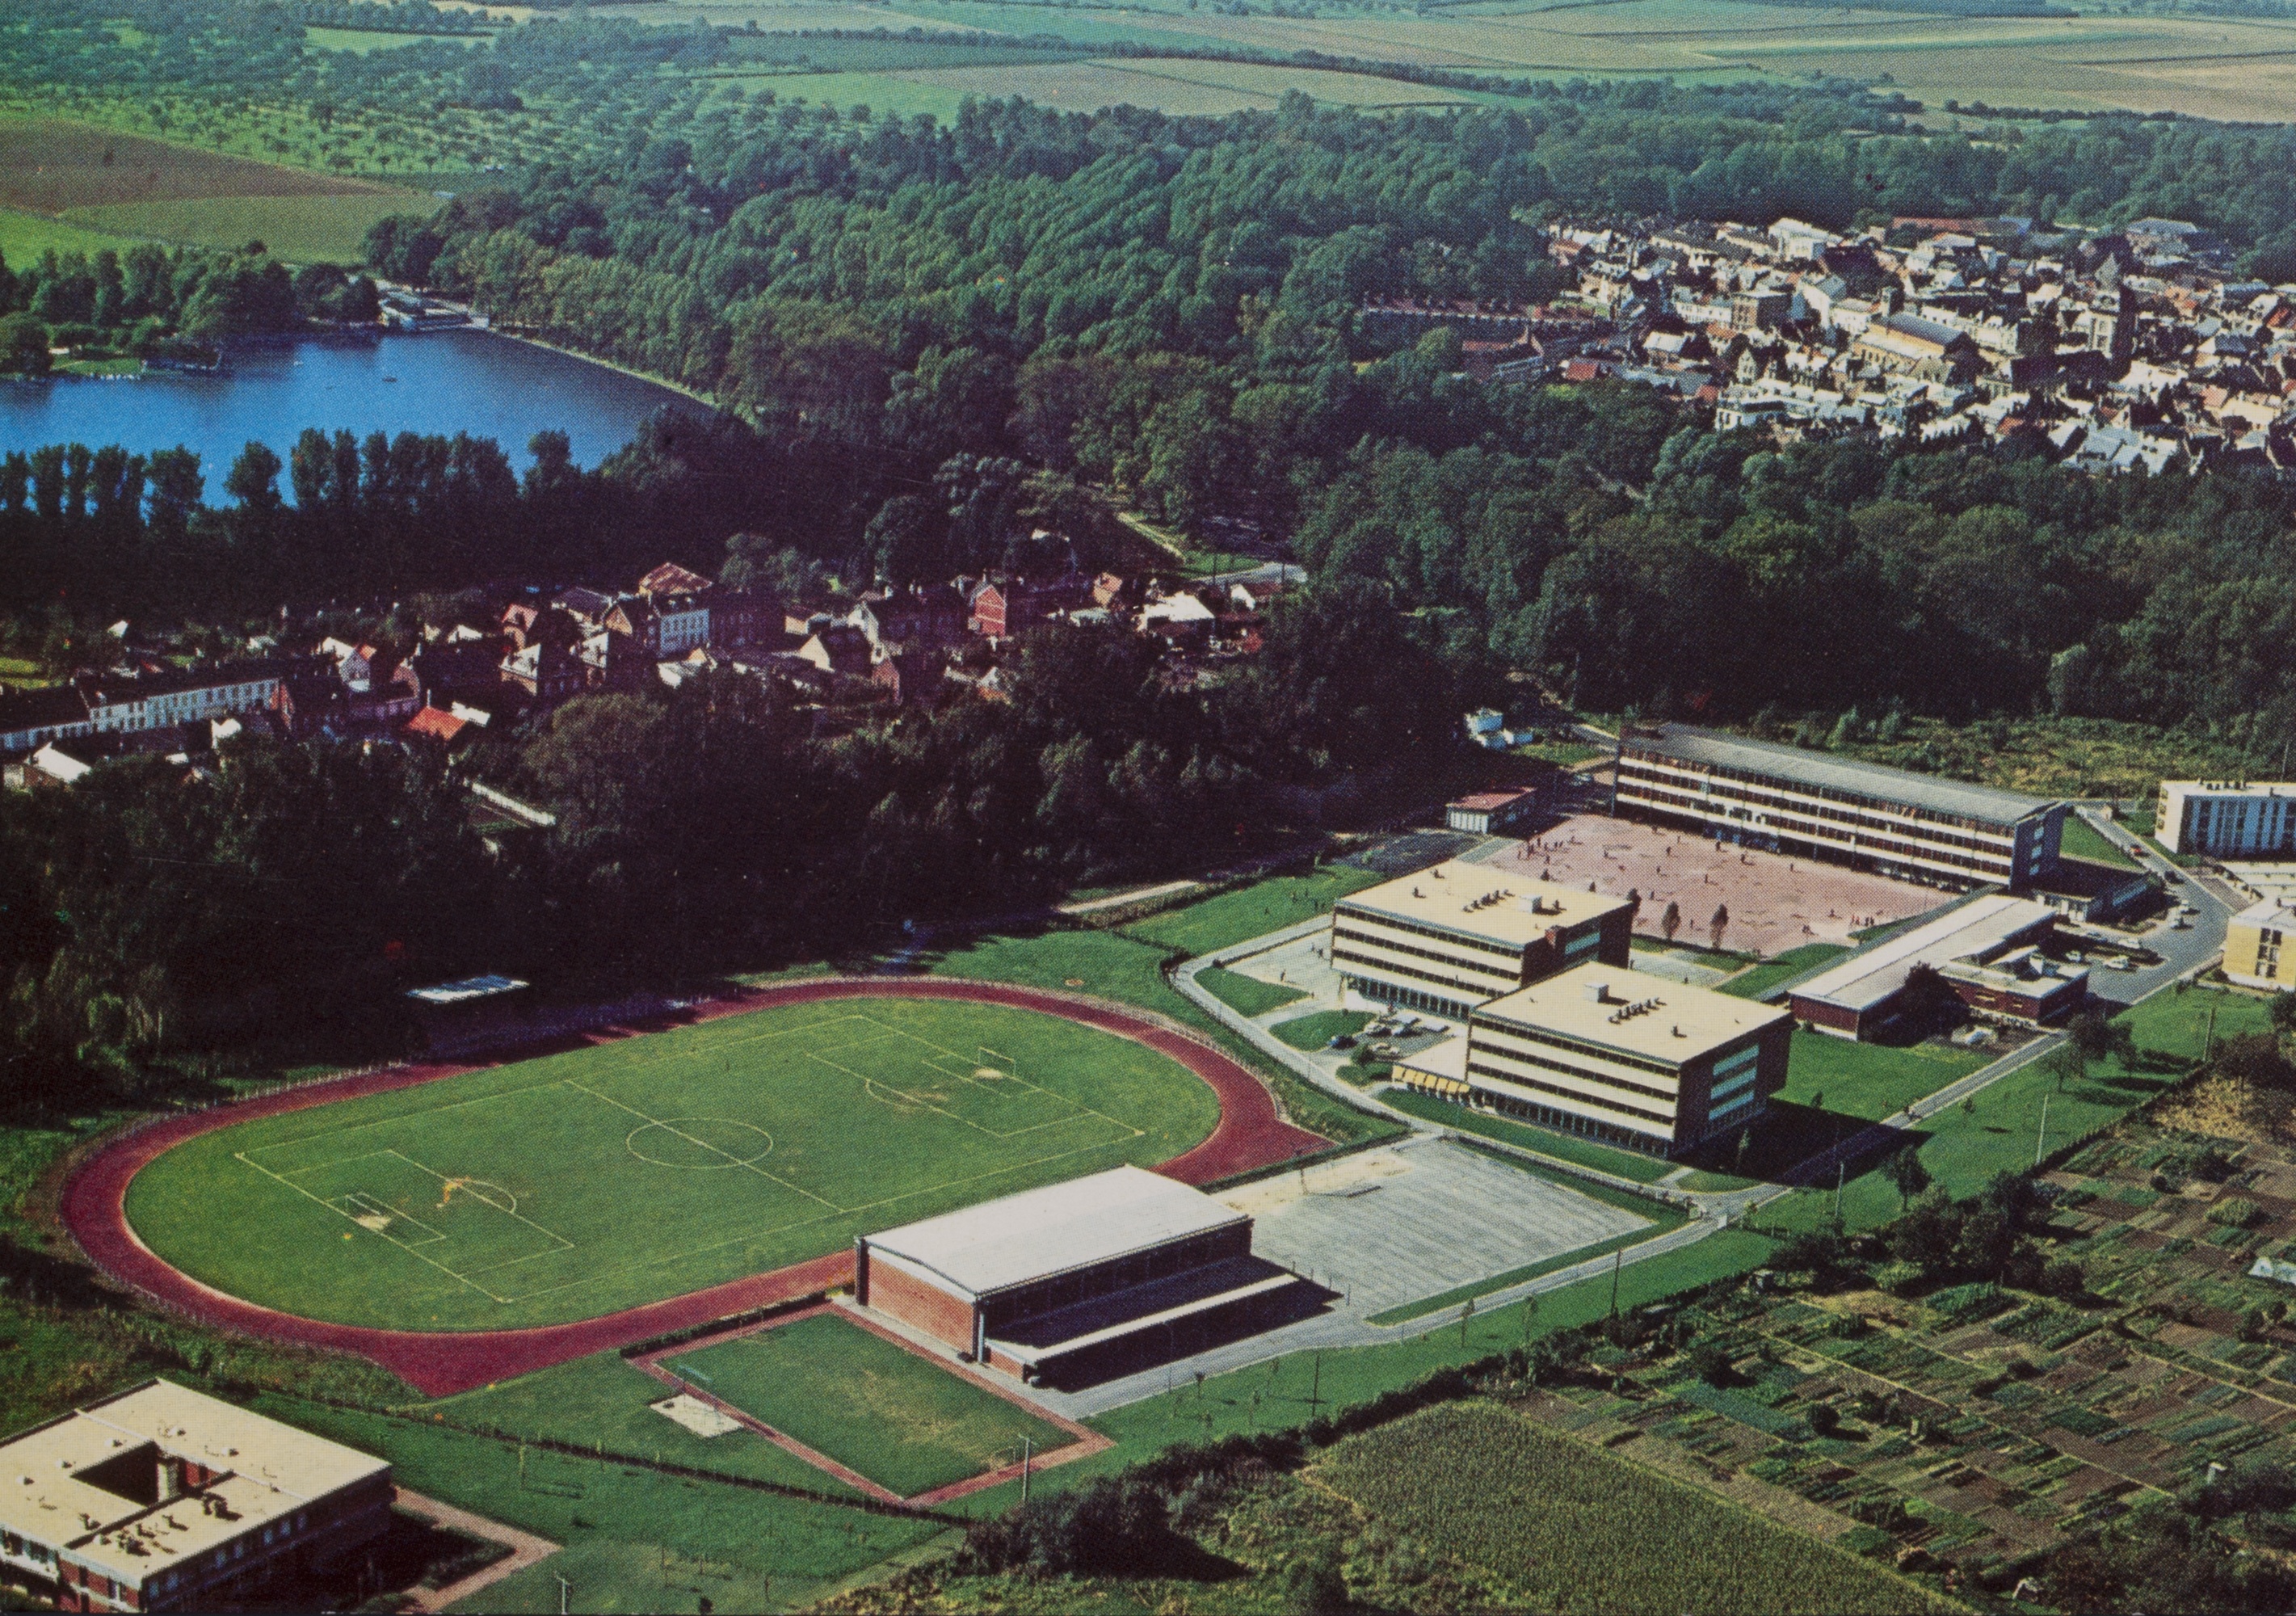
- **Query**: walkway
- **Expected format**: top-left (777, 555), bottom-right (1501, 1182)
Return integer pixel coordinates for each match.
top-left (393, 1488), bottom-right (559, 1614)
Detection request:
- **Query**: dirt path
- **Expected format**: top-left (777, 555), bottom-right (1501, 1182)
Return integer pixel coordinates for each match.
top-left (60, 977), bottom-right (1325, 1396)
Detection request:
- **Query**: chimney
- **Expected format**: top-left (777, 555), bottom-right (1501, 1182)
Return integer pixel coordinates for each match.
top-left (1583, 982), bottom-right (1610, 1004)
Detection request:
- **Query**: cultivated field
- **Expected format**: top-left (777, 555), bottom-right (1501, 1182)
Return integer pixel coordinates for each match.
top-left (663, 1312), bottom-right (1073, 1496)
top-left (1316, 1400), bottom-right (1958, 1614)
top-left (0, 115), bottom-right (429, 263)
top-left (124, 995), bottom-right (1220, 1332)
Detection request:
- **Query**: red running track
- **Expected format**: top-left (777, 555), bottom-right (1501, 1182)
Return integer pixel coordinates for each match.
top-left (61, 977), bottom-right (1327, 1397)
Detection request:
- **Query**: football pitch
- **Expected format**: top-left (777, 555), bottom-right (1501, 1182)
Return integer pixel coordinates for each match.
top-left (124, 997), bottom-right (1221, 1332)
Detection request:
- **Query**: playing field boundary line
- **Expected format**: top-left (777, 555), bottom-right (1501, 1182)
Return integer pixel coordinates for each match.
top-left (232, 1149), bottom-right (511, 1304)
top-left (61, 976), bottom-right (1327, 1395)
top-left (560, 1078), bottom-right (846, 1210)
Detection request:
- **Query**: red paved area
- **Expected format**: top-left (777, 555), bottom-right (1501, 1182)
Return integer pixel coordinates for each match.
top-left (1488, 813), bottom-right (1944, 958)
top-left (60, 977), bottom-right (1324, 1397)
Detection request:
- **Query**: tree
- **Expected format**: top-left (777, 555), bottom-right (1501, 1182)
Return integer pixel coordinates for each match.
top-left (0, 314), bottom-right (51, 377)
top-left (2066, 1008), bottom-right (2134, 1070)
top-left (1709, 903), bottom-right (1729, 951)
top-left (2042, 1041), bottom-right (2087, 1093)
top-left (1661, 898), bottom-right (1681, 942)
top-left (2270, 989), bottom-right (2296, 1041)
top-left (1882, 1143), bottom-right (1932, 1210)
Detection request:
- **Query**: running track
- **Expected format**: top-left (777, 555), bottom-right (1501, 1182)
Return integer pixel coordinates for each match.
top-left (61, 977), bottom-right (1327, 1397)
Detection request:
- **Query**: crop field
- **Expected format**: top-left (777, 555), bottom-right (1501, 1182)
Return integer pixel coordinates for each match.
top-left (1317, 1401), bottom-right (1955, 1614)
top-left (303, 25), bottom-right (486, 52)
top-left (0, 206), bottom-right (140, 262)
top-left (663, 1314), bottom-right (1073, 1496)
top-left (0, 116), bottom-right (428, 263)
top-left (884, 60), bottom-right (1456, 116)
top-left (124, 995), bottom-right (1219, 1332)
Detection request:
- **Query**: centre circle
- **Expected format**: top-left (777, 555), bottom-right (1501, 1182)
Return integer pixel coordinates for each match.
top-left (625, 1118), bottom-right (775, 1169)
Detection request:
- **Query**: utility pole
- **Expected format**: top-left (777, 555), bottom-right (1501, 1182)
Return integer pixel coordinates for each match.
top-left (2206, 1003), bottom-right (2219, 1064)
top-left (2035, 1092), bottom-right (2051, 1168)
top-left (557, 1574), bottom-right (572, 1616)
top-left (1020, 1436), bottom-right (1032, 1505)
top-left (1608, 1249), bottom-right (1623, 1319)
top-left (1310, 1351), bottom-right (1323, 1412)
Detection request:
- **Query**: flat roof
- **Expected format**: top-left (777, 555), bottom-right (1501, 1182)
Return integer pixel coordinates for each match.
top-left (1789, 894), bottom-right (2058, 1014)
top-left (1478, 962), bottom-right (1789, 1063)
top-left (405, 974), bottom-right (529, 1005)
top-left (1624, 724), bottom-right (2060, 827)
top-left (1337, 864), bottom-right (1630, 952)
top-left (1452, 789), bottom-right (1532, 810)
top-left (0, 1381), bottom-right (389, 1582)
top-left (862, 1165), bottom-right (1245, 1300)
top-left (2161, 780), bottom-right (2296, 796)
top-left (2233, 896), bottom-right (2296, 928)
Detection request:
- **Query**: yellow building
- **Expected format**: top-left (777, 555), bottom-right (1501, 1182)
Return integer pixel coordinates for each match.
top-left (1329, 864), bottom-right (1634, 1021)
top-left (2225, 898), bottom-right (2296, 991)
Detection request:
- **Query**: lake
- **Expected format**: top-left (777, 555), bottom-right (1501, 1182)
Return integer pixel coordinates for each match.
top-left (0, 329), bottom-right (704, 474)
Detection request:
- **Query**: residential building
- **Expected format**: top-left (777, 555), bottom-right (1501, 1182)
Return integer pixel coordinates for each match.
top-left (1787, 894), bottom-right (2084, 1037)
top-left (2, 662), bottom-right (291, 757)
top-left (2227, 898), bottom-right (2296, 991)
top-left (1616, 724), bottom-right (2067, 890)
top-left (1438, 962), bottom-right (1792, 1155)
top-left (2154, 781), bottom-right (2296, 856)
top-left (1330, 864), bottom-right (1634, 1021)
top-left (855, 1165), bottom-right (1296, 1385)
top-left (0, 1379), bottom-right (392, 1614)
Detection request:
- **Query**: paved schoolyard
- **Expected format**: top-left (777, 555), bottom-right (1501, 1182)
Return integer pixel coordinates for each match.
top-left (1214, 1137), bottom-right (1647, 1318)
top-left (1465, 813), bottom-right (1945, 961)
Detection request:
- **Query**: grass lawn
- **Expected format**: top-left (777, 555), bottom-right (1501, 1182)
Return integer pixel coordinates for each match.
top-left (1777, 1027), bottom-right (1987, 1121)
top-left (1630, 936), bottom-right (1756, 969)
top-left (411, 1352), bottom-right (850, 1494)
top-left (667, 1315), bottom-right (1070, 1497)
top-left (1123, 866), bottom-right (1381, 957)
top-left (244, 1394), bottom-right (944, 1614)
top-left (1316, 1403), bottom-right (1955, 1615)
top-left (0, 204), bottom-right (143, 259)
top-left (1272, 1010), bottom-right (1372, 1051)
top-left (925, 926), bottom-right (1399, 1148)
top-left (2059, 813), bottom-right (2139, 869)
top-left (126, 995), bottom-right (1218, 1331)
top-left (1385, 1089), bottom-right (1674, 1182)
top-left (1717, 942), bottom-right (1850, 999)
top-left (1197, 966), bottom-right (1306, 1018)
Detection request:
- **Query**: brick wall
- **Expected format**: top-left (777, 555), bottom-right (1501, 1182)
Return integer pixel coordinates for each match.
top-left (867, 1260), bottom-right (978, 1354)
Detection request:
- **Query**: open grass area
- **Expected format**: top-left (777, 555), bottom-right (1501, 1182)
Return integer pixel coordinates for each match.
top-left (1385, 1088), bottom-right (1675, 1183)
top-left (1778, 1028), bottom-right (1988, 1122)
top-left (2059, 813), bottom-right (2140, 870)
top-left (0, 204), bottom-right (143, 259)
top-left (125, 995), bottom-right (1218, 1331)
top-left (411, 1351), bottom-right (849, 1493)
top-left (1315, 1403), bottom-right (1957, 1615)
top-left (1718, 942), bottom-right (1850, 1000)
top-left (667, 1314), bottom-right (1070, 1497)
top-left (1196, 966), bottom-right (1306, 1018)
top-left (66, 191), bottom-right (427, 263)
top-left (1272, 1009), bottom-right (1373, 1051)
top-left (1121, 865), bottom-right (1380, 957)
top-left (244, 1394), bottom-right (944, 1614)
top-left (304, 25), bottom-right (486, 51)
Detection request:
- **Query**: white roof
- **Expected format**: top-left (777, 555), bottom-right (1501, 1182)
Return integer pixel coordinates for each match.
top-left (1789, 894), bottom-right (2058, 1014)
top-left (863, 1165), bottom-right (1244, 1299)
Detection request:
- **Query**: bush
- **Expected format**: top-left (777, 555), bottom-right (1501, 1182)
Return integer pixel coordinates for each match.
top-left (2208, 1197), bottom-right (2261, 1228)
top-left (2041, 1258), bottom-right (2086, 1299)
top-left (1872, 1260), bottom-right (1924, 1294)
top-left (1688, 1340), bottom-right (1736, 1386)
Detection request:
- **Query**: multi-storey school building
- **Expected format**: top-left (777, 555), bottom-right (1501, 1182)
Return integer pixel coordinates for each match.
top-left (2155, 781), bottom-right (2296, 857)
top-left (2226, 898), bottom-right (2296, 991)
top-left (1432, 962), bottom-right (1793, 1156)
top-left (1328, 865), bottom-right (1634, 1021)
top-left (1615, 725), bottom-right (2066, 890)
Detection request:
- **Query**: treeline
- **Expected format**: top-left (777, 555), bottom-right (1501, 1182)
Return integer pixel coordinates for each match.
top-left (0, 244), bottom-right (375, 373)
top-left (0, 577), bottom-right (1464, 1103)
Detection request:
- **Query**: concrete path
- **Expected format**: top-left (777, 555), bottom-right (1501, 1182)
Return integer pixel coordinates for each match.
top-left (393, 1487), bottom-right (559, 1614)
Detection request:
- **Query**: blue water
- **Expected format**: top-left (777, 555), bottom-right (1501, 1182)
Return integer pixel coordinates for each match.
top-left (0, 329), bottom-right (702, 473)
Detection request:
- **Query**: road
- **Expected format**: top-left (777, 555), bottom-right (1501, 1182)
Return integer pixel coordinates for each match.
top-left (2068, 803), bottom-right (2233, 1007)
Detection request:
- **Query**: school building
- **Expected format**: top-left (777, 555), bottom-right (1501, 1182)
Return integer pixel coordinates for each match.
top-left (1328, 865), bottom-right (1634, 1021)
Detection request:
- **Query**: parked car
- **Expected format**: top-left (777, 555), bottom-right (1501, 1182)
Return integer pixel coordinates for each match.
top-left (1327, 1033), bottom-right (1356, 1050)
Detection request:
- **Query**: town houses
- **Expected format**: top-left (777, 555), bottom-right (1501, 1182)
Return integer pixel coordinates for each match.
top-left (1417, 211), bottom-right (2295, 472)
top-left (0, 551), bottom-right (1303, 785)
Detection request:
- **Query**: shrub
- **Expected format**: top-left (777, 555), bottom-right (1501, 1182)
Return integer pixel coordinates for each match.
top-left (1872, 1260), bottom-right (1924, 1294)
top-left (2209, 1197), bottom-right (2261, 1228)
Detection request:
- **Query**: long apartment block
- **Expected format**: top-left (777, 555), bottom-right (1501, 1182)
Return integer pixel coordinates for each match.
top-left (1616, 724), bottom-right (2066, 890)
top-left (1456, 962), bottom-right (1793, 1155)
top-left (1329, 865), bottom-right (1634, 1021)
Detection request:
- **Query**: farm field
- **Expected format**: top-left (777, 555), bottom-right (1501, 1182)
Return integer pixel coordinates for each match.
top-left (124, 995), bottom-right (1220, 1332)
top-left (0, 115), bottom-right (428, 263)
top-left (664, 1314), bottom-right (1072, 1496)
top-left (1315, 1401), bottom-right (1956, 1614)
top-left (302, 25), bottom-right (486, 52)
top-left (0, 206), bottom-right (140, 262)
top-left (65, 193), bottom-right (423, 263)
top-left (885, 59), bottom-right (1463, 116)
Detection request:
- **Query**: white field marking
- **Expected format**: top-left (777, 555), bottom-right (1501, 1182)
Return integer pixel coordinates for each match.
top-left (496, 1134), bottom-right (1144, 1307)
top-left (809, 1017), bottom-right (1146, 1143)
top-left (231, 1150), bottom-right (510, 1303)
top-left (386, 1151), bottom-right (574, 1252)
top-left (856, 1012), bottom-right (1151, 1139)
top-left (329, 1190), bottom-right (447, 1247)
top-left (560, 1079), bottom-right (844, 1210)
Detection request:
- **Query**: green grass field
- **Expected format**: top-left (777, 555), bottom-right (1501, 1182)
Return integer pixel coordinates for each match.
top-left (1718, 942), bottom-right (1850, 1000)
top-left (125, 996), bottom-right (1219, 1331)
top-left (667, 1315), bottom-right (1070, 1496)
top-left (2059, 814), bottom-right (2140, 869)
top-left (1122, 866), bottom-right (1380, 957)
top-left (0, 205), bottom-right (143, 260)
top-left (1272, 1009), bottom-right (1373, 1051)
top-left (1777, 1028), bottom-right (1987, 1121)
top-left (1196, 966), bottom-right (1306, 1018)
top-left (65, 192), bottom-right (427, 263)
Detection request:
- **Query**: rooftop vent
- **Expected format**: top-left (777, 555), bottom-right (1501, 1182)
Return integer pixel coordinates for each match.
top-left (1583, 982), bottom-right (1611, 1004)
